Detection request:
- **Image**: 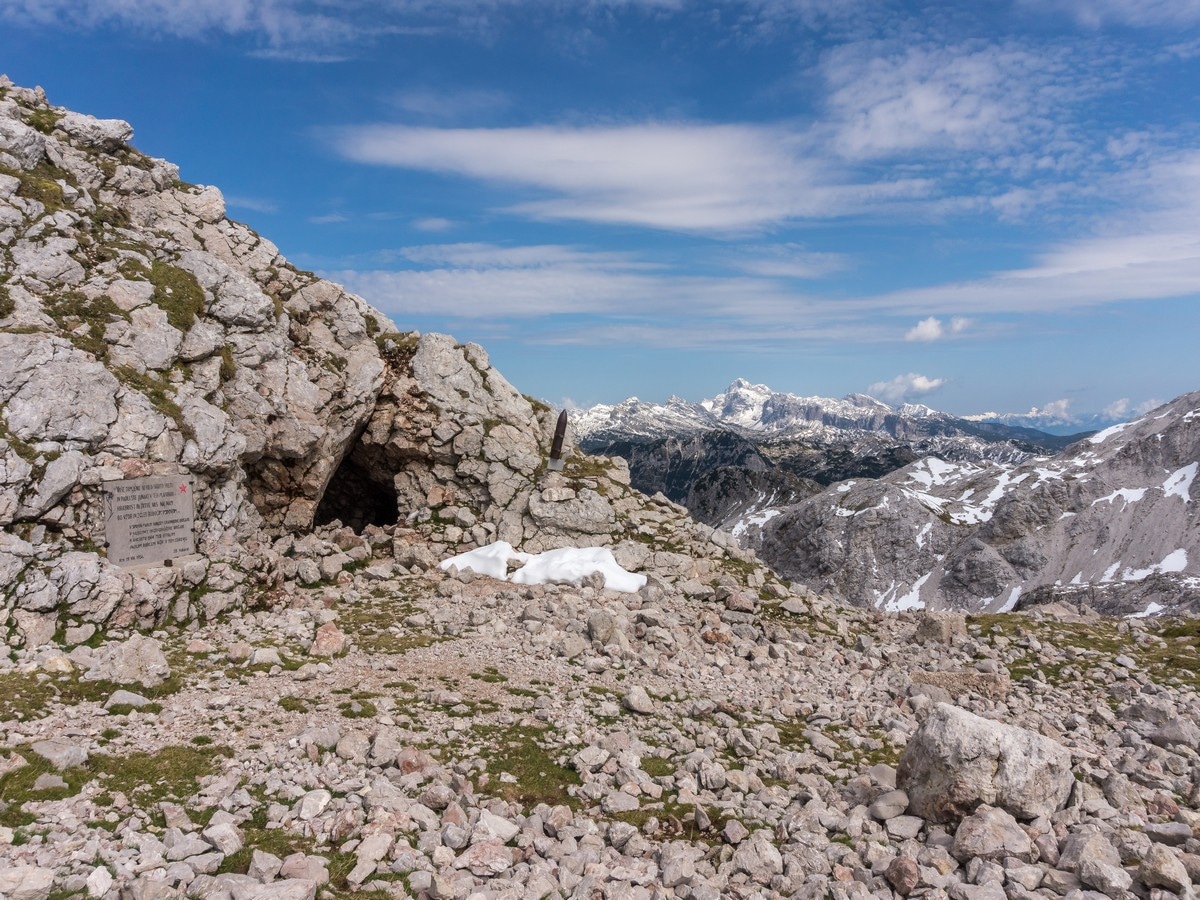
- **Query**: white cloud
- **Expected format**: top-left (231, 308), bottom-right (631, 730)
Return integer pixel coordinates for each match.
top-left (325, 241), bottom-right (900, 347)
top-left (1029, 399), bottom-right (1072, 418)
top-left (1135, 397), bottom-right (1163, 414)
top-left (333, 122), bottom-right (930, 232)
top-left (950, 316), bottom-right (971, 333)
top-left (905, 316), bottom-right (944, 341)
top-left (867, 372), bottom-right (946, 404)
top-left (309, 213), bottom-right (347, 224)
top-left (1103, 397), bottom-right (1130, 418)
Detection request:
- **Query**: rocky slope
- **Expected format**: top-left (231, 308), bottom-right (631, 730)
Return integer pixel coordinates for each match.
top-left (756, 392), bottom-right (1200, 616)
top-left (3, 78), bottom-right (1200, 900)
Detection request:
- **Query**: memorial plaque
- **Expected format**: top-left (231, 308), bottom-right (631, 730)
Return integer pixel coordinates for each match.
top-left (103, 475), bottom-right (196, 568)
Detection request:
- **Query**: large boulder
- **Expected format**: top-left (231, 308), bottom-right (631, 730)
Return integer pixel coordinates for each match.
top-left (897, 703), bottom-right (1074, 822)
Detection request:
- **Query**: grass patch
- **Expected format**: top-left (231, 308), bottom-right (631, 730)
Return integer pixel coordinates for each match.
top-left (0, 670), bottom-right (181, 722)
top-left (278, 696), bottom-right (310, 713)
top-left (610, 796), bottom-right (733, 845)
top-left (43, 290), bottom-right (127, 360)
top-left (148, 260), bottom-right (206, 331)
top-left (26, 108), bottom-right (63, 135)
top-left (471, 724), bottom-right (581, 809)
top-left (0, 284), bottom-right (13, 319)
top-left (0, 753), bottom-right (88, 827)
top-left (338, 699), bottom-right (377, 719)
top-left (113, 366), bottom-right (195, 442)
top-left (90, 744), bottom-right (231, 803)
top-left (0, 161), bottom-right (72, 214)
top-left (470, 667), bottom-right (508, 684)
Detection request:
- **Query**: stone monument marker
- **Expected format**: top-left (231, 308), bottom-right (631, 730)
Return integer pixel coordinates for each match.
top-left (103, 475), bottom-right (196, 568)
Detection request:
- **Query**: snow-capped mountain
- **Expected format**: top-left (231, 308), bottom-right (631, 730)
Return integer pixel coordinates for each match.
top-left (574, 380), bottom-right (1084, 530)
top-left (754, 390), bottom-right (1200, 617)
top-left (576, 378), bottom-right (1083, 448)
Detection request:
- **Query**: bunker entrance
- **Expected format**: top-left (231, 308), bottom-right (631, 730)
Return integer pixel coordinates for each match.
top-left (314, 454), bottom-right (399, 533)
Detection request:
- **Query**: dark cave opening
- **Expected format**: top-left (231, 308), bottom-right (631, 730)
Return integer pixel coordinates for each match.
top-left (314, 454), bottom-right (399, 533)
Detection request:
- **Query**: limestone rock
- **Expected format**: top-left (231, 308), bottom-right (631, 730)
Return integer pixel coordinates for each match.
top-left (0, 866), bottom-right (55, 900)
top-left (83, 634), bottom-right (171, 688)
top-left (897, 703), bottom-right (1073, 822)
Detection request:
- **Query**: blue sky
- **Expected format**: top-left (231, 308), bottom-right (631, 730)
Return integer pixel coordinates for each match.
top-left (3, 0), bottom-right (1199, 421)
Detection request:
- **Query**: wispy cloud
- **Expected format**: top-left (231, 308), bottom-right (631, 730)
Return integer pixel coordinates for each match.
top-left (332, 122), bottom-right (930, 232)
top-left (391, 87), bottom-right (513, 122)
top-left (820, 40), bottom-right (1077, 160)
top-left (867, 373), bottom-right (947, 404)
top-left (412, 217), bottom-right (456, 232)
top-left (225, 195), bottom-right (278, 214)
top-left (1023, 0), bottom-right (1200, 28)
top-left (725, 243), bottom-right (849, 279)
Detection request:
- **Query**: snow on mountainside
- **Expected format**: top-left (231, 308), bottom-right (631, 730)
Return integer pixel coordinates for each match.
top-left (755, 391), bottom-right (1200, 616)
top-left (576, 378), bottom-right (1080, 449)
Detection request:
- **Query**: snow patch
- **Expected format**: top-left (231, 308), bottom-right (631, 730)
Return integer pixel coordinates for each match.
top-left (1122, 549), bottom-right (1188, 582)
top-left (731, 507), bottom-right (781, 539)
top-left (441, 541), bottom-right (646, 592)
top-left (836, 481), bottom-right (856, 493)
top-left (1087, 422), bottom-right (1130, 444)
top-left (997, 585), bottom-right (1022, 613)
top-left (915, 522), bottom-right (932, 549)
top-left (1127, 602), bottom-right (1164, 619)
top-left (1091, 487), bottom-right (1147, 506)
top-left (1163, 462), bottom-right (1197, 502)
top-left (884, 573), bottom-right (929, 612)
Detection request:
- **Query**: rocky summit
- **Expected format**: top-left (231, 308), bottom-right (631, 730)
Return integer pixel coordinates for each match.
top-left (2, 78), bottom-right (1200, 900)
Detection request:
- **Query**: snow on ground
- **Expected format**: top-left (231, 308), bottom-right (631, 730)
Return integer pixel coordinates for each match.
top-left (441, 541), bottom-right (646, 592)
top-left (997, 585), bottom-right (1023, 613)
top-left (1127, 601), bottom-right (1165, 619)
top-left (915, 522), bottom-right (931, 549)
top-left (883, 573), bottom-right (929, 612)
top-left (730, 507), bottom-right (781, 539)
top-left (1091, 487), bottom-right (1148, 506)
top-left (1163, 462), bottom-right (1198, 502)
top-left (906, 457), bottom-right (973, 489)
top-left (1087, 421), bottom-right (1132, 444)
top-left (1122, 549), bottom-right (1189, 582)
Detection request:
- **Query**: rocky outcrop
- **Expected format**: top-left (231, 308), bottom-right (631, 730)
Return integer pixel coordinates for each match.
top-left (757, 391), bottom-right (1200, 614)
top-left (0, 78), bottom-right (770, 640)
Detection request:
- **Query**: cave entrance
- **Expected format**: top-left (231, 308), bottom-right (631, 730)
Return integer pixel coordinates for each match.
top-left (313, 454), bottom-right (399, 533)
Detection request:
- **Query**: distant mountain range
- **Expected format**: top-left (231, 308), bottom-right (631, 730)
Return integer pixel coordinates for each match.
top-left (575, 381), bottom-right (1200, 615)
top-left (575, 378), bottom-right (1093, 447)
top-left (573, 380), bottom-right (1089, 529)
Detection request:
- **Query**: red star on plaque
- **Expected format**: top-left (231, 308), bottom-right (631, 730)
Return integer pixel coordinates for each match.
top-left (179, 484), bottom-right (188, 493)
